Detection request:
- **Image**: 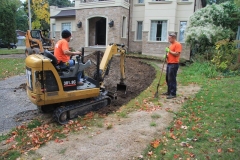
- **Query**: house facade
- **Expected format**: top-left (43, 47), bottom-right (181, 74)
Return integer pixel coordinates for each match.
top-left (50, 0), bottom-right (206, 59)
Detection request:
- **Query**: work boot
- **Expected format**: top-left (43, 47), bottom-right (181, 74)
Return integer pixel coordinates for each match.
top-left (161, 92), bottom-right (169, 96)
top-left (77, 82), bottom-right (84, 86)
top-left (167, 95), bottom-right (176, 99)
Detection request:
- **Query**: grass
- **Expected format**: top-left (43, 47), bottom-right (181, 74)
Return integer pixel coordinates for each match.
top-left (0, 58), bottom-right (25, 79)
top-left (150, 122), bottom-right (157, 127)
top-left (0, 49), bottom-right (24, 55)
top-left (145, 62), bottom-right (240, 159)
top-left (1, 150), bottom-right (21, 160)
top-left (119, 61), bottom-right (165, 113)
top-left (151, 113), bottom-right (161, 119)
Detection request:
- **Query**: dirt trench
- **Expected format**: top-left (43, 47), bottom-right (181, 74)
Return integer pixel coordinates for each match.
top-left (84, 52), bottom-right (156, 114)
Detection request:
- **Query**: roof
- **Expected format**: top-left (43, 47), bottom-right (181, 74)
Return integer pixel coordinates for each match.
top-left (50, 9), bottom-right (75, 18)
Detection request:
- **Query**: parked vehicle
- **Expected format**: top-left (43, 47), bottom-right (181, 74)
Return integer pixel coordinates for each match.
top-left (0, 40), bottom-right (17, 49)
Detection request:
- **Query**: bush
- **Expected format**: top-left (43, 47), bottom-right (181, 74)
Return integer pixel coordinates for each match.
top-left (185, 2), bottom-right (240, 55)
top-left (212, 40), bottom-right (240, 71)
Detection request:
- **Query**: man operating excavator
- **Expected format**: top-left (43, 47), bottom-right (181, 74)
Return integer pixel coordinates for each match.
top-left (54, 30), bottom-right (84, 86)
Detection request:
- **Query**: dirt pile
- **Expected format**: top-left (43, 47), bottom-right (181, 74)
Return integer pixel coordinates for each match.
top-left (84, 52), bottom-right (156, 114)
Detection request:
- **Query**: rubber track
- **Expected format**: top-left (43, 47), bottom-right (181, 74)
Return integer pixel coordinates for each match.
top-left (53, 95), bottom-right (111, 124)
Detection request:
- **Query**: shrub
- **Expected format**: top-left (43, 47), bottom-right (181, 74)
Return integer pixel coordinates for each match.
top-left (212, 40), bottom-right (240, 71)
top-left (185, 2), bottom-right (240, 55)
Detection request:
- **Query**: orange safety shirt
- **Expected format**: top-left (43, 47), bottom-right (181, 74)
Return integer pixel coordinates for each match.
top-left (54, 39), bottom-right (70, 63)
top-left (167, 41), bottom-right (182, 64)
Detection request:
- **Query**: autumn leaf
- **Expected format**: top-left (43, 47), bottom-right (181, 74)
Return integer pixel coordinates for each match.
top-left (227, 148), bottom-right (234, 152)
top-left (217, 148), bottom-right (222, 153)
top-left (173, 154), bottom-right (180, 159)
top-left (170, 133), bottom-right (177, 140)
top-left (151, 140), bottom-right (160, 148)
top-left (54, 138), bottom-right (63, 144)
top-left (148, 151), bottom-right (153, 156)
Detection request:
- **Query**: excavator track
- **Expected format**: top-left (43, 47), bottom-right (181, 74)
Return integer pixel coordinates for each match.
top-left (53, 95), bottom-right (111, 124)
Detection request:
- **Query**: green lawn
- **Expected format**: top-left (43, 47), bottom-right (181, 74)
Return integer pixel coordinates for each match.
top-left (144, 62), bottom-right (240, 159)
top-left (0, 58), bottom-right (25, 79)
top-left (0, 49), bottom-right (24, 55)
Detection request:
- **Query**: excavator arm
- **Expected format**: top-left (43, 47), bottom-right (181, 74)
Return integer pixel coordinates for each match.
top-left (98, 43), bottom-right (127, 93)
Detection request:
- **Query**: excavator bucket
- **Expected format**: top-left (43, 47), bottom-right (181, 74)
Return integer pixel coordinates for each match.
top-left (117, 82), bottom-right (127, 94)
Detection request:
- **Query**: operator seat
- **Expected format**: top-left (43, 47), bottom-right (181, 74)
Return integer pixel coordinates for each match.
top-left (43, 50), bottom-right (92, 78)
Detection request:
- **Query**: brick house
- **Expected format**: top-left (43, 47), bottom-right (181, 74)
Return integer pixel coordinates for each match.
top-left (50, 0), bottom-right (206, 59)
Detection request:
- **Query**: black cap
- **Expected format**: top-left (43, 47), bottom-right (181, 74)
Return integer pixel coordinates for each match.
top-left (61, 30), bottom-right (71, 38)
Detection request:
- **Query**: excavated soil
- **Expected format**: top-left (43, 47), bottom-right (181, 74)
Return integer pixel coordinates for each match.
top-left (84, 52), bottom-right (156, 114)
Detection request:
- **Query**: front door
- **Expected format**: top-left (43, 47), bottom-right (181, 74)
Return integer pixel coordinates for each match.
top-left (95, 18), bottom-right (106, 45)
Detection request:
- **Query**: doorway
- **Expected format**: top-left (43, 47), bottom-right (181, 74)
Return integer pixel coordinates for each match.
top-left (95, 18), bottom-right (106, 45)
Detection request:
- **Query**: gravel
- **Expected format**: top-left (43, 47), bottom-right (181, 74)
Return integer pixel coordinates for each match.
top-left (0, 75), bottom-right (36, 134)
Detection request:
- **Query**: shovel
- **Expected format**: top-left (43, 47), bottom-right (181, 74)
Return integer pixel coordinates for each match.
top-left (154, 52), bottom-right (167, 98)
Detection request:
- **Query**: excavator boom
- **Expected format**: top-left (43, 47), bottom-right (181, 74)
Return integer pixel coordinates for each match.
top-left (99, 43), bottom-right (127, 93)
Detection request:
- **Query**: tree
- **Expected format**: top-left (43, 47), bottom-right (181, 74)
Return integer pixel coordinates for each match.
top-left (48, 0), bottom-right (74, 8)
top-left (234, 0), bottom-right (240, 7)
top-left (16, 6), bottom-right (28, 31)
top-left (185, 1), bottom-right (240, 54)
top-left (0, 0), bottom-right (18, 45)
top-left (31, 0), bottom-right (50, 29)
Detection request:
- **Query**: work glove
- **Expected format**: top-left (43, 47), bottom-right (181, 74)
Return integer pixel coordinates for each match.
top-left (165, 47), bottom-right (170, 53)
top-left (163, 54), bottom-right (168, 59)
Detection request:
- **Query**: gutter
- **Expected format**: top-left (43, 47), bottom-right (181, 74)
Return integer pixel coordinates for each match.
top-left (127, 3), bottom-right (130, 53)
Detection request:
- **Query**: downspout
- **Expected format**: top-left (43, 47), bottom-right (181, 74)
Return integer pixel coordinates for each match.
top-left (127, 1), bottom-right (130, 53)
top-left (194, 0), bottom-right (196, 12)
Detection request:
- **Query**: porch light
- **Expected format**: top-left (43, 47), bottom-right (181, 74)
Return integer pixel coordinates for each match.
top-left (109, 20), bottom-right (114, 28)
top-left (77, 21), bottom-right (82, 28)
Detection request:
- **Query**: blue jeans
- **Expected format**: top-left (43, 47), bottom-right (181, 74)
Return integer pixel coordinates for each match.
top-left (60, 60), bottom-right (82, 82)
top-left (166, 63), bottom-right (179, 96)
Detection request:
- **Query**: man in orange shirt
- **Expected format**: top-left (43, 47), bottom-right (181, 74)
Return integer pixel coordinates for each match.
top-left (54, 30), bottom-right (83, 86)
top-left (162, 33), bottom-right (182, 99)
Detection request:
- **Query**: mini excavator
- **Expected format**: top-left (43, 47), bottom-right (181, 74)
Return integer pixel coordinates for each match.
top-left (25, 43), bottom-right (127, 124)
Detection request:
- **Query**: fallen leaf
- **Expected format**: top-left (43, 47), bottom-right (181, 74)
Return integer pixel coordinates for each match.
top-left (227, 148), bottom-right (234, 152)
top-left (181, 125), bottom-right (188, 129)
top-left (217, 148), bottom-right (222, 153)
top-left (190, 153), bottom-right (195, 158)
top-left (148, 151), bottom-right (153, 156)
top-left (173, 154), bottom-right (180, 159)
top-left (170, 133), bottom-right (177, 140)
top-left (151, 140), bottom-right (160, 148)
top-left (180, 142), bottom-right (189, 147)
top-left (138, 155), bottom-right (143, 159)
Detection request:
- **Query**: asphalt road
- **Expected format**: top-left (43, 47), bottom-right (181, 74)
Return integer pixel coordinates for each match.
top-left (0, 75), bottom-right (36, 134)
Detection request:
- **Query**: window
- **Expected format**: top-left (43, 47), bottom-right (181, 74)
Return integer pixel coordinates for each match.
top-left (62, 22), bottom-right (71, 32)
top-left (179, 21), bottom-right (187, 42)
top-left (136, 21), bottom-right (143, 40)
top-left (122, 17), bottom-right (127, 38)
top-left (150, 20), bottom-right (167, 41)
top-left (52, 24), bottom-right (56, 38)
top-left (138, 0), bottom-right (144, 3)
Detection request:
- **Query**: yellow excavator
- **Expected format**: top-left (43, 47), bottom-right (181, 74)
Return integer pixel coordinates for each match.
top-left (25, 43), bottom-right (127, 124)
top-left (25, 30), bottom-right (55, 56)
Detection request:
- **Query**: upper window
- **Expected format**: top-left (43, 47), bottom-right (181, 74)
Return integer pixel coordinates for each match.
top-left (150, 20), bottom-right (167, 42)
top-left (62, 22), bottom-right (71, 32)
top-left (136, 21), bottom-right (143, 40)
top-left (138, 0), bottom-right (144, 3)
top-left (179, 21), bottom-right (187, 43)
top-left (122, 16), bottom-right (127, 38)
